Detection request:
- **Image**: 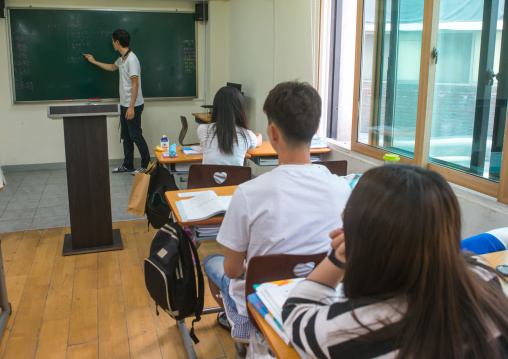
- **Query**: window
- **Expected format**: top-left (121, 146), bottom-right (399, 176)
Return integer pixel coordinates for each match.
top-left (330, 0), bottom-right (508, 203)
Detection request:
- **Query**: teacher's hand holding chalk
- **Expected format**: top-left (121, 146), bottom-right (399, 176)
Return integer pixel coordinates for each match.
top-left (83, 54), bottom-right (95, 64)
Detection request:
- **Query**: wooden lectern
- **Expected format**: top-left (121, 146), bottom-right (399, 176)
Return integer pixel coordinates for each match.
top-left (47, 104), bottom-right (123, 255)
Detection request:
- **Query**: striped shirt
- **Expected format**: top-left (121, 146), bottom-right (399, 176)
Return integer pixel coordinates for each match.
top-left (282, 274), bottom-right (505, 359)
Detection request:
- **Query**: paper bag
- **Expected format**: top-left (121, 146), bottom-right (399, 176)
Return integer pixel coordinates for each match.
top-left (127, 171), bottom-right (150, 216)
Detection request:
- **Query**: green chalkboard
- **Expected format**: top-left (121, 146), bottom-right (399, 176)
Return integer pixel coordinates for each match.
top-left (8, 8), bottom-right (197, 102)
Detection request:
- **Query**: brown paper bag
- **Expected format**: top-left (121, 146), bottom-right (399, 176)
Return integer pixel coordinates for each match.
top-left (127, 171), bottom-right (151, 216)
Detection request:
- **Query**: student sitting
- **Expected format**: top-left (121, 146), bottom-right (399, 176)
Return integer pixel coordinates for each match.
top-left (461, 227), bottom-right (508, 255)
top-left (197, 86), bottom-right (262, 166)
top-left (203, 81), bottom-right (352, 332)
top-left (282, 165), bottom-right (508, 359)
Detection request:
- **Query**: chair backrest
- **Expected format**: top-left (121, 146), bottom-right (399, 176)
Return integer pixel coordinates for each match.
top-left (313, 160), bottom-right (348, 176)
top-left (179, 116), bottom-right (200, 146)
top-left (245, 252), bottom-right (327, 331)
top-left (187, 164), bottom-right (252, 189)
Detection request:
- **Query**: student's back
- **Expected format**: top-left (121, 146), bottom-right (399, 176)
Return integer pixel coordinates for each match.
top-left (219, 163), bottom-right (351, 316)
top-left (197, 86), bottom-right (261, 166)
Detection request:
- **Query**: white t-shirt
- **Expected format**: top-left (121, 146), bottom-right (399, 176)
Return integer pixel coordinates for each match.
top-left (114, 51), bottom-right (144, 108)
top-left (197, 123), bottom-right (258, 166)
top-left (217, 164), bottom-right (352, 316)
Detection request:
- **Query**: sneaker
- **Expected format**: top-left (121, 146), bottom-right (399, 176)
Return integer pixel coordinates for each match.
top-left (217, 312), bottom-right (231, 332)
top-left (131, 167), bottom-right (147, 175)
top-left (112, 165), bottom-right (134, 173)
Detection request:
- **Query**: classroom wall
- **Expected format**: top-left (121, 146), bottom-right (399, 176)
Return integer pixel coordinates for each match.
top-left (0, 0), bottom-right (229, 167)
top-left (226, 0), bottom-right (315, 137)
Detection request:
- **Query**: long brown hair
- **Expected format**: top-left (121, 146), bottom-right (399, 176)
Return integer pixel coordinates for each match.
top-left (210, 86), bottom-right (249, 155)
top-left (342, 165), bottom-right (508, 359)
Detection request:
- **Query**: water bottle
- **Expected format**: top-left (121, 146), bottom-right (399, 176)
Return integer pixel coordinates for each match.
top-left (160, 135), bottom-right (169, 151)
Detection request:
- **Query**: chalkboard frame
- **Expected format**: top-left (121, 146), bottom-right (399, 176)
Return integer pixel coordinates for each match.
top-left (7, 7), bottom-right (199, 104)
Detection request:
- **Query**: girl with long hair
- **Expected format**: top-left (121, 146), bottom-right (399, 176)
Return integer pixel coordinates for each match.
top-left (282, 165), bottom-right (508, 359)
top-left (197, 86), bottom-right (261, 166)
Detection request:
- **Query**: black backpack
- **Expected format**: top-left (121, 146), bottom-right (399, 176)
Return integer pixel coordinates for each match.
top-left (145, 162), bottom-right (179, 229)
top-left (143, 222), bottom-right (204, 343)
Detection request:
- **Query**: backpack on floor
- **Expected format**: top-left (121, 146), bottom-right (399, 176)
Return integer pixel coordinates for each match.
top-left (145, 161), bottom-right (179, 229)
top-left (143, 222), bottom-right (205, 343)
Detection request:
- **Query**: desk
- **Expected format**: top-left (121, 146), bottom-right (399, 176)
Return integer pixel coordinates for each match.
top-left (154, 147), bottom-right (251, 174)
top-left (165, 185), bottom-right (238, 226)
top-left (192, 112), bottom-right (212, 124)
top-left (248, 302), bottom-right (299, 358)
top-left (247, 141), bottom-right (331, 166)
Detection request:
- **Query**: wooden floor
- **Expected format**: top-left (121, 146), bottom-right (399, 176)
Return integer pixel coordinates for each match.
top-left (0, 220), bottom-right (237, 359)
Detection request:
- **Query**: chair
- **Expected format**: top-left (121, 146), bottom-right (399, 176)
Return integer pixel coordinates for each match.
top-left (223, 252), bottom-right (327, 358)
top-left (313, 160), bottom-right (348, 176)
top-left (187, 164), bottom-right (252, 189)
top-left (179, 116), bottom-right (199, 146)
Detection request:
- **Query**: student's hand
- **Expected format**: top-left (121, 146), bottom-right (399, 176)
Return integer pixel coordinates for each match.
top-left (255, 133), bottom-right (263, 147)
top-left (126, 106), bottom-right (135, 120)
top-left (329, 228), bottom-right (346, 264)
top-left (83, 54), bottom-right (95, 63)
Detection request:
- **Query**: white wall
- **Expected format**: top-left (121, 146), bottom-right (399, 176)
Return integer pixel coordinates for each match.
top-left (0, 0), bottom-right (229, 167)
top-left (227, 0), bottom-right (316, 136)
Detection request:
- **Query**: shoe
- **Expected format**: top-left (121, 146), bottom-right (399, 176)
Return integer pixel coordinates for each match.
top-left (131, 167), bottom-right (147, 175)
top-left (112, 165), bottom-right (134, 173)
top-left (217, 312), bottom-right (231, 332)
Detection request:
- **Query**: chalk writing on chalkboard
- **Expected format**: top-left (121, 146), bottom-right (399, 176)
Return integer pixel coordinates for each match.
top-left (13, 28), bottom-right (33, 92)
top-left (183, 40), bottom-right (196, 74)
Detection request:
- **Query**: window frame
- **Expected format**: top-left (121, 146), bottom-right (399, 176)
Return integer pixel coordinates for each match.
top-left (349, 0), bottom-right (508, 202)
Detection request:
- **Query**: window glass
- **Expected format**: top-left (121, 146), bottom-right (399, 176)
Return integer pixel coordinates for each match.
top-left (429, 0), bottom-right (506, 182)
top-left (357, 0), bottom-right (425, 157)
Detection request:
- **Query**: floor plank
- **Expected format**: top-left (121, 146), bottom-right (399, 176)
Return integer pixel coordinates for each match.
top-left (0, 219), bottom-right (236, 358)
top-left (98, 286), bottom-right (130, 359)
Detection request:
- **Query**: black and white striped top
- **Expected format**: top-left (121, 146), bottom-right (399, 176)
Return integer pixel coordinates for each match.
top-left (282, 277), bottom-right (505, 359)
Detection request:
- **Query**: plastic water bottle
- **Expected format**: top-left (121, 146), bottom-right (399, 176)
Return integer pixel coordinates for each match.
top-left (160, 135), bottom-right (169, 151)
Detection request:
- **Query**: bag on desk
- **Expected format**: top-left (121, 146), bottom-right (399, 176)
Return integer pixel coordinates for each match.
top-left (127, 172), bottom-right (151, 217)
top-left (144, 222), bottom-right (204, 343)
top-left (145, 161), bottom-right (179, 229)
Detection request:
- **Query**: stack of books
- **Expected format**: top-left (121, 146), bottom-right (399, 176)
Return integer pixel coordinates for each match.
top-left (247, 278), bottom-right (306, 345)
top-left (190, 224), bottom-right (221, 239)
top-left (311, 134), bottom-right (328, 149)
top-left (182, 146), bottom-right (203, 156)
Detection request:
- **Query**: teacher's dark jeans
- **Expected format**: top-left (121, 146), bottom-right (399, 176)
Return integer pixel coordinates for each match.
top-left (120, 104), bottom-right (150, 169)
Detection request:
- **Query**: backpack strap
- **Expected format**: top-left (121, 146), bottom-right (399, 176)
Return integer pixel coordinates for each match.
top-left (187, 237), bottom-right (205, 344)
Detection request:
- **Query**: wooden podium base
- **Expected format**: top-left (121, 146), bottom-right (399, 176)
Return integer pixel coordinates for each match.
top-left (62, 229), bottom-right (123, 256)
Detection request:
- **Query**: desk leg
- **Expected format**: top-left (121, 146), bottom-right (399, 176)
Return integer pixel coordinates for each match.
top-left (0, 241), bottom-right (11, 341)
top-left (177, 319), bottom-right (198, 359)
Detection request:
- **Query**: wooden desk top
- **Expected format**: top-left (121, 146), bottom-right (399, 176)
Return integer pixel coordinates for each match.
top-left (247, 302), bottom-right (299, 359)
top-left (154, 147), bottom-right (251, 164)
top-left (192, 112), bottom-right (212, 123)
top-left (482, 250), bottom-right (508, 267)
top-left (247, 141), bottom-right (331, 157)
top-left (165, 185), bottom-right (238, 226)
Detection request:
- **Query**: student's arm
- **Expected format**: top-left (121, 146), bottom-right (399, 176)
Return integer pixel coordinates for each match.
top-left (223, 248), bottom-right (247, 279)
top-left (306, 228), bottom-right (346, 288)
top-left (84, 54), bottom-right (118, 71)
top-left (126, 77), bottom-right (139, 120)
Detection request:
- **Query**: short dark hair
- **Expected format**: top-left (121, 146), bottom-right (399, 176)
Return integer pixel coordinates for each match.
top-left (112, 29), bottom-right (130, 48)
top-left (263, 81), bottom-right (321, 146)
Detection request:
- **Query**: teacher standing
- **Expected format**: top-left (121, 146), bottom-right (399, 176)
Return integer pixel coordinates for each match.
top-left (84, 29), bottom-right (150, 175)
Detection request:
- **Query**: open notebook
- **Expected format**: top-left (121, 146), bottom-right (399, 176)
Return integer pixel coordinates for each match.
top-left (175, 190), bottom-right (232, 222)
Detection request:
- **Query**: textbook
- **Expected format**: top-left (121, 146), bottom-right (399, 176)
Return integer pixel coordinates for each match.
top-left (182, 146), bottom-right (203, 156)
top-left (176, 190), bottom-right (232, 222)
top-left (247, 292), bottom-right (291, 345)
top-left (255, 278), bottom-right (305, 327)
